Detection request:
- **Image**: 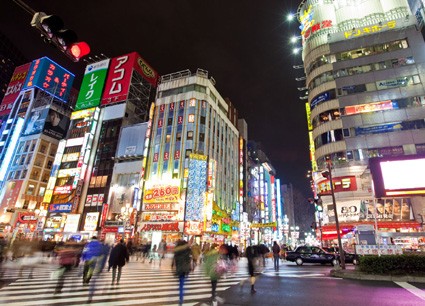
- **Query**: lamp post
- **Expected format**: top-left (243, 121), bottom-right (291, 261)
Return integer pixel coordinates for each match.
top-left (325, 156), bottom-right (346, 269)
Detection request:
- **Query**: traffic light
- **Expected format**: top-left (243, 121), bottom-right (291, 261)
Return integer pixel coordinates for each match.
top-left (31, 12), bottom-right (90, 62)
top-left (309, 196), bottom-right (323, 212)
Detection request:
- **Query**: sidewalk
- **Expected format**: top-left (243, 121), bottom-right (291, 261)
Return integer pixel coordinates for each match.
top-left (330, 267), bottom-right (425, 283)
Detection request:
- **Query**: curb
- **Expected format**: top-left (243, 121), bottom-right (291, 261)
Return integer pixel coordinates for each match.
top-left (330, 269), bottom-right (425, 283)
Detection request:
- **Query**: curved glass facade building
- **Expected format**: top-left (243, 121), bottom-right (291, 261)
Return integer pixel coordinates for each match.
top-left (298, 0), bottom-right (425, 248)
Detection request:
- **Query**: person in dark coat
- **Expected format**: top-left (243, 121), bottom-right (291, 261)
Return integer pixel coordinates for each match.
top-left (172, 240), bottom-right (191, 305)
top-left (240, 245), bottom-right (258, 293)
top-left (108, 239), bottom-right (129, 285)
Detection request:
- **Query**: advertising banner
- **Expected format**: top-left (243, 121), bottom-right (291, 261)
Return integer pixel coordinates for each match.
top-left (23, 57), bottom-right (75, 102)
top-left (337, 200), bottom-right (361, 222)
top-left (49, 203), bottom-right (73, 213)
top-left (132, 52), bottom-right (158, 87)
top-left (139, 221), bottom-right (182, 232)
top-left (101, 52), bottom-right (158, 106)
top-left (22, 107), bottom-right (49, 136)
top-left (143, 203), bottom-right (180, 211)
top-left (101, 54), bottom-right (134, 105)
top-left (42, 108), bottom-right (70, 140)
top-left (317, 176), bottom-right (357, 195)
top-left (17, 212), bottom-right (37, 224)
top-left (0, 63), bottom-right (31, 116)
top-left (0, 180), bottom-right (23, 211)
top-left (143, 179), bottom-right (181, 204)
top-left (184, 221), bottom-right (203, 235)
top-left (75, 59), bottom-right (110, 110)
top-left (361, 198), bottom-right (413, 221)
top-left (84, 212), bottom-right (100, 231)
top-left (185, 154), bottom-right (208, 221)
top-left (355, 245), bottom-right (402, 255)
top-left (64, 214), bottom-right (80, 232)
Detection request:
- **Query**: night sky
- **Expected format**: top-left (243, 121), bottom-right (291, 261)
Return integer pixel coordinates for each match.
top-left (1, 0), bottom-right (311, 195)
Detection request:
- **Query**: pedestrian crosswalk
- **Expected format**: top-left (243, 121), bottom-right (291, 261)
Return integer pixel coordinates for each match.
top-left (0, 259), bottom-right (249, 306)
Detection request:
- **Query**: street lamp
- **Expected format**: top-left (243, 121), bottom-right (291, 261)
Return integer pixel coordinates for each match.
top-left (324, 156), bottom-right (346, 269)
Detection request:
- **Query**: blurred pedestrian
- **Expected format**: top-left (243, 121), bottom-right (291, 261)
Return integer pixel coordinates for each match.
top-left (204, 244), bottom-right (227, 305)
top-left (108, 239), bottom-right (129, 286)
top-left (191, 242), bottom-right (201, 270)
top-left (149, 244), bottom-right (157, 263)
top-left (158, 239), bottom-right (167, 266)
top-left (54, 243), bottom-right (77, 294)
top-left (142, 241), bottom-right (151, 263)
top-left (240, 245), bottom-right (258, 293)
top-left (81, 236), bottom-right (103, 285)
top-left (272, 241), bottom-right (280, 271)
top-left (172, 240), bottom-right (191, 305)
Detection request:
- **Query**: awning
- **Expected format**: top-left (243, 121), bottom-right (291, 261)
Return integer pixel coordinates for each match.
top-left (320, 221), bottom-right (422, 241)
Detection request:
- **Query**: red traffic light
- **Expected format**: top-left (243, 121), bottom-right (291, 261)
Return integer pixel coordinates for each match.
top-left (68, 42), bottom-right (90, 61)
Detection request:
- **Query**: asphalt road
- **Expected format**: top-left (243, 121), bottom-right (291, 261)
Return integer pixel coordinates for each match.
top-left (1, 257), bottom-right (424, 305)
top-left (206, 262), bottom-right (425, 306)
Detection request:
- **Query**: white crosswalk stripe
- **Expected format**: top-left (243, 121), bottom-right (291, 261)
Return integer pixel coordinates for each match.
top-left (0, 259), bottom-right (249, 306)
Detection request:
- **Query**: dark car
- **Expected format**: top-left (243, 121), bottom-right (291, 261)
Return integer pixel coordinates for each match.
top-left (285, 246), bottom-right (339, 266)
top-left (323, 247), bottom-right (360, 265)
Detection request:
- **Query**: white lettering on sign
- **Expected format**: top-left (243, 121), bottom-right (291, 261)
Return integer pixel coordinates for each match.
top-left (109, 56), bottom-right (128, 95)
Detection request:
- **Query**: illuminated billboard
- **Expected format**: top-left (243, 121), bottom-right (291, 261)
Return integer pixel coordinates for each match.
top-left (370, 155), bottom-right (425, 197)
top-left (101, 52), bottom-right (158, 106)
top-left (143, 179), bottom-right (181, 204)
top-left (23, 57), bottom-right (75, 102)
top-left (75, 59), bottom-right (110, 110)
top-left (185, 153), bottom-right (208, 221)
top-left (0, 63), bottom-right (31, 116)
top-left (42, 108), bottom-right (70, 140)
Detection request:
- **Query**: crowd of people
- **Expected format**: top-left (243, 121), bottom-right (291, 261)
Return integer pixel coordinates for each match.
top-left (0, 235), bottom-right (286, 305)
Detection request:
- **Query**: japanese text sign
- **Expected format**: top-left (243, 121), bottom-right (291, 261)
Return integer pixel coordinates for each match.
top-left (75, 59), bottom-right (110, 110)
top-left (0, 63), bottom-right (31, 116)
top-left (23, 57), bottom-right (75, 102)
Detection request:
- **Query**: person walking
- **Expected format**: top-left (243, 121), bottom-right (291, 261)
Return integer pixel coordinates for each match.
top-left (108, 239), bottom-right (129, 286)
top-left (172, 240), bottom-right (191, 306)
top-left (241, 245), bottom-right (258, 294)
top-left (54, 243), bottom-right (77, 294)
top-left (204, 244), bottom-right (227, 305)
top-left (81, 236), bottom-right (103, 285)
top-left (272, 241), bottom-right (281, 271)
top-left (191, 242), bottom-right (201, 271)
top-left (158, 239), bottom-right (167, 266)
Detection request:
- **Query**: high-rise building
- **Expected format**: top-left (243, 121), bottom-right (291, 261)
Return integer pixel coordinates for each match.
top-left (246, 140), bottom-right (278, 244)
top-left (297, 0), bottom-right (425, 249)
top-left (42, 52), bottom-right (158, 240)
top-left (140, 69), bottom-right (241, 246)
top-left (0, 57), bottom-right (75, 235)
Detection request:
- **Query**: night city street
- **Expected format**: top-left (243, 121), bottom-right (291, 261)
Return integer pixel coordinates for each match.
top-left (1, 1), bottom-right (425, 305)
top-left (1, 258), bottom-right (425, 306)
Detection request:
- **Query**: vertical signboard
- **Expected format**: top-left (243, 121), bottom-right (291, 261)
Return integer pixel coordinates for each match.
top-left (23, 57), bottom-right (75, 102)
top-left (101, 52), bottom-right (158, 106)
top-left (0, 180), bottom-right (23, 211)
top-left (0, 63), bottom-right (31, 116)
top-left (75, 59), bottom-right (110, 110)
top-left (185, 154), bottom-right (208, 221)
top-left (101, 53), bottom-right (135, 105)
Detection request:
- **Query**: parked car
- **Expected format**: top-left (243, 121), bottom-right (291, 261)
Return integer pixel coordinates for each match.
top-left (285, 246), bottom-right (339, 266)
top-left (323, 247), bottom-right (360, 265)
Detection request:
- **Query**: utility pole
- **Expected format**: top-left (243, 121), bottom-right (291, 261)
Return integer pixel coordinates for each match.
top-left (326, 157), bottom-right (346, 269)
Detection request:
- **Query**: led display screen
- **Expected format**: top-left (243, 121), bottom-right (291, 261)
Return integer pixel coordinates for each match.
top-left (370, 155), bottom-right (425, 197)
top-left (23, 57), bottom-right (75, 102)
